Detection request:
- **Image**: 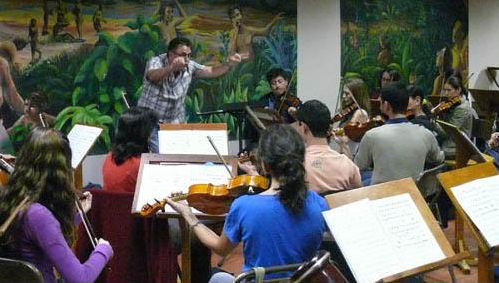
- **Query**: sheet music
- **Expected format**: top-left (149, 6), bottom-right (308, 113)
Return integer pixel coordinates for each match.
top-left (451, 175), bottom-right (499, 247)
top-left (134, 163), bottom-right (231, 214)
top-left (67, 125), bottom-right (103, 169)
top-left (371, 193), bottom-right (445, 271)
top-left (323, 199), bottom-right (402, 283)
top-left (158, 130), bottom-right (228, 155)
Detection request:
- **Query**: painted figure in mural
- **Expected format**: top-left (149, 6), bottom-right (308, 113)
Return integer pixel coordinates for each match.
top-left (138, 37), bottom-right (242, 153)
top-left (93, 4), bottom-right (106, 33)
top-left (28, 19), bottom-right (42, 63)
top-left (156, 0), bottom-right (187, 45)
top-left (42, 0), bottom-right (50, 36)
top-left (8, 92), bottom-right (55, 135)
top-left (0, 41), bottom-right (26, 153)
top-left (227, 5), bottom-right (284, 61)
top-left (56, 0), bottom-right (69, 27)
top-left (431, 46), bottom-right (452, 97)
top-left (72, 0), bottom-right (83, 39)
top-left (451, 21), bottom-right (467, 77)
top-left (377, 35), bottom-right (392, 66)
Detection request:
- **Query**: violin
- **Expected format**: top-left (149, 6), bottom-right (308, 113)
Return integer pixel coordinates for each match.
top-left (238, 151), bottom-right (256, 164)
top-left (431, 96), bottom-right (461, 116)
top-left (140, 174), bottom-right (270, 216)
top-left (276, 94), bottom-right (301, 116)
top-left (331, 116), bottom-right (384, 142)
top-left (331, 103), bottom-right (358, 123)
top-left (405, 109), bottom-right (416, 119)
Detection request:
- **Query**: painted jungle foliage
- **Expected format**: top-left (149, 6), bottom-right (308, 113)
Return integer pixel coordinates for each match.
top-left (341, 0), bottom-right (468, 98)
top-left (0, 0), bottom-right (296, 152)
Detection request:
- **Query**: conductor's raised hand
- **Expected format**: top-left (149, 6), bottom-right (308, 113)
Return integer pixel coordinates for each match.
top-left (170, 56), bottom-right (187, 72)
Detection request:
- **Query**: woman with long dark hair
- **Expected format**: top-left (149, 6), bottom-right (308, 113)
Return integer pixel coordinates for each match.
top-left (166, 124), bottom-right (329, 282)
top-left (102, 106), bottom-right (158, 192)
top-left (0, 128), bottom-right (113, 283)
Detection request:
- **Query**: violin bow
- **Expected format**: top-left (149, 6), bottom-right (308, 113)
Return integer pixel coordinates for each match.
top-left (0, 196), bottom-right (29, 237)
top-left (39, 113), bottom-right (47, 128)
top-left (334, 77), bottom-right (345, 114)
top-left (121, 90), bottom-right (130, 109)
top-left (75, 196), bottom-right (98, 248)
top-left (206, 136), bottom-right (234, 178)
top-left (276, 69), bottom-right (297, 114)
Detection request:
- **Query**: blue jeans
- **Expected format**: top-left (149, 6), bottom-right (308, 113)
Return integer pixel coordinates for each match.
top-left (360, 170), bottom-right (372, 186)
top-left (149, 124), bottom-right (159, 153)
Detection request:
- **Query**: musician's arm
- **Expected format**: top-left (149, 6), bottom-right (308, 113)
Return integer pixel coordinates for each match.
top-left (353, 133), bottom-right (373, 170)
top-left (349, 109), bottom-right (369, 124)
top-left (182, 213), bottom-right (237, 256)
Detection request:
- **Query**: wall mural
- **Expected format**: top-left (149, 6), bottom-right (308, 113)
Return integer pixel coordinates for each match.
top-left (0, 0), bottom-right (296, 153)
top-left (340, 0), bottom-right (468, 99)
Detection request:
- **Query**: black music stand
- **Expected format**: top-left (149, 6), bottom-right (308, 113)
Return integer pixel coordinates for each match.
top-left (197, 101), bottom-right (267, 152)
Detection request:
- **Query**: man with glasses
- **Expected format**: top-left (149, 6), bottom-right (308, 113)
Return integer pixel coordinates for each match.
top-left (138, 37), bottom-right (241, 153)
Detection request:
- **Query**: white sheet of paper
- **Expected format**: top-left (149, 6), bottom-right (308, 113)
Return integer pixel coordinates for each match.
top-left (451, 175), bottom-right (499, 247)
top-left (158, 130), bottom-right (228, 155)
top-left (134, 163), bottom-right (232, 214)
top-left (67, 125), bottom-right (103, 169)
top-left (323, 199), bottom-right (402, 283)
top-left (371, 193), bottom-right (445, 271)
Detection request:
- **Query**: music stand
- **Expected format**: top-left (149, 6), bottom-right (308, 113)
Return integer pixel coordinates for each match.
top-left (132, 153), bottom-right (237, 283)
top-left (197, 101), bottom-right (267, 152)
top-left (468, 88), bottom-right (499, 120)
top-left (437, 161), bottom-right (499, 282)
top-left (325, 178), bottom-right (468, 282)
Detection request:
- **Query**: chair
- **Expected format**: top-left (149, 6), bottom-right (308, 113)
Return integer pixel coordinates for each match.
top-left (234, 251), bottom-right (348, 283)
top-left (415, 163), bottom-right (447, 225)
top-left (0, 257), bottom-right (44, 283)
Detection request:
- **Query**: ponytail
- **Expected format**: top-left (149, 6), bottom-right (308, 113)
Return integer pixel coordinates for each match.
top-left (258, 124), bottom-right (308, 214)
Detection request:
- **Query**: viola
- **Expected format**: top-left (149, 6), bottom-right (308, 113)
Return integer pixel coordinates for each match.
top-left (0, 156), bottom-right (14, 187)
top-left (140, 174), bottom-right (270, 216)
top-left (343, 116), bottom-right (384, 142)
top-left (331, 103), bottom-right (358, 123)
top-left (431, 96), bottom-right (461, 115)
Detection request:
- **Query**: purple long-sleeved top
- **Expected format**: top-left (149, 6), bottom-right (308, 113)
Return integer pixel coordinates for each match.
top-left (14, 203), bottom-right (113, 283)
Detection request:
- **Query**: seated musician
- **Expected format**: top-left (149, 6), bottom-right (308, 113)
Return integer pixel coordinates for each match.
top-left (102, 107), bottom-right (158, 192)
top-left (406, 85), bottom-right (439, 134)
top-left (166, 124), bottom-right (329, 282)
top-left (8, 92), bottom-right (55, 134)
top-left (243, 67), bottom-right (300, 151)
top-left (354, 83), bottom-right (444, 185)
top-left (436, 75), bottom-right (473, 158)
top-left (485, 132), bottom-right (499, 167)
top-left (332, 77), bottom-right (371, 159)
top-left (0, 128), bottom-right (113, 283)
top-left (293, 100), bottom-right (361, 194)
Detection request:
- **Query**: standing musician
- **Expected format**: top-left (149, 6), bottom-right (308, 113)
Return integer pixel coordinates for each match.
top-left (138, 37), bottom-right (242, 153)
top-left (166, 124), bottom-right (329, 282)
top-left (0, 128), bottom-right (113, 283)
top-left (355, 83), bottom-right (444, 185)
top-left (332, 77), bottom-right (371, 160)
top-left (434, 75), bottom-right (473, 158)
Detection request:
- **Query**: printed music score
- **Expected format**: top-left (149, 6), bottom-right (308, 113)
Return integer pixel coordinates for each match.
top-left (67, 125), bottom-right (103, 169)
top-left (322, 193), bottom-right (445, 283)
top-left (451, 175), bottom-right (499, 247)
top-left (158, 130), bottom-right (228, 155)
top-left (134, 163), bottom-right (232, 214)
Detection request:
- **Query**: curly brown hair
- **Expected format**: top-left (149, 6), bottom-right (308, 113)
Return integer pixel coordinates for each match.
top-left (0, 128), bottom-right (76, 247)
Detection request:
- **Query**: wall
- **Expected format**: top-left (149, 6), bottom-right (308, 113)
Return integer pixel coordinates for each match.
top-left (469, 0), bottom-right (499, 90)
top-left (297, 0), bottom-right (341, 112)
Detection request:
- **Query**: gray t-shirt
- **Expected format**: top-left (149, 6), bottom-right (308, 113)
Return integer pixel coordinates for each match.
top-left (354, 121), bottom-right (444, 185)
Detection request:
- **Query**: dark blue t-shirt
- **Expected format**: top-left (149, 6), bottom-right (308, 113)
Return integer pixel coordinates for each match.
top-left (223, 190), bottom-right (329, 279)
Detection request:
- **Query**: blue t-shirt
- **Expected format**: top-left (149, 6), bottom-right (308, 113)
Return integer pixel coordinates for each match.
top-left (223, 190), bottom-right (329, 279)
